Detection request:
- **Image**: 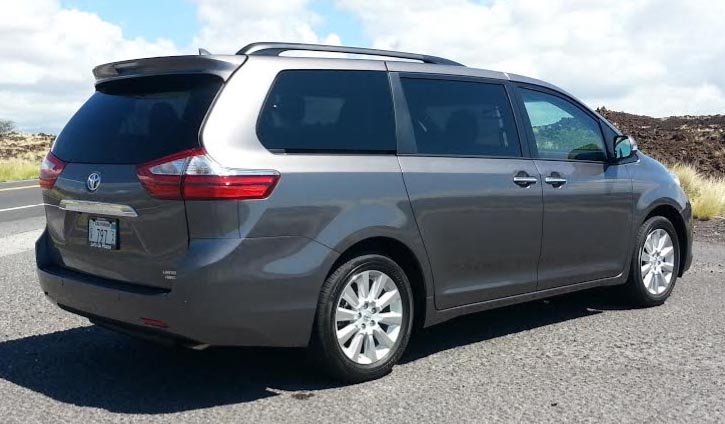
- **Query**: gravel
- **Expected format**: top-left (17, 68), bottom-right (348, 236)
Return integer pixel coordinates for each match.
top-left (0, 220), bottom-right (723, 423)
top-left (694, 218), bottom-right (725, 244)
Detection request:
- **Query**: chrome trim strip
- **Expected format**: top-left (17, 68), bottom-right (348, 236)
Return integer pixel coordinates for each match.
top-left (59, 200), bottom-right (138, 218)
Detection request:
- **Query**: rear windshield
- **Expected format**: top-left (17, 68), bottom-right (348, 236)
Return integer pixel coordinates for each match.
top-left (53, 74), bottom-right (222, 164)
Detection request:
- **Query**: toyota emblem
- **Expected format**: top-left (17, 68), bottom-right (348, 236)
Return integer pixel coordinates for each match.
top-left (86, 172), bottom-right (101, 192)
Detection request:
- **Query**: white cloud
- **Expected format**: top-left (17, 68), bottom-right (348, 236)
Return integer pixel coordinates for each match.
top-left (0, 0), bottom-right (178, 133)
top-left (337, 0), bottom-right (725, 117)
top-left (2, 0), bottom-right (723, 134)
top-left (191, 0), bottom-right (340, 54)
top-left (0, 0), bottom-right (340, 133)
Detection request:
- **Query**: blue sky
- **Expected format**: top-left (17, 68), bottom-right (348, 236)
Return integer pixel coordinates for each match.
top-left (60, 0), bottom-right (199, 46)
top-left (3, 0), bottom-right (724, 133)
top-left (60, 0), bottom-right (366, 49)
top-left (314, 1), bottom-right (365, 47)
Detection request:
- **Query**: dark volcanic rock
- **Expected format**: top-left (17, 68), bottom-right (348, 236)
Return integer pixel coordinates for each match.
top-left (597, 108), bottom-right (725, 176)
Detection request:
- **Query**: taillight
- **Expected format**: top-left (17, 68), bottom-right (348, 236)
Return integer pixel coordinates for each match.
top-left (136, 149), bottom-right (279, 201)
top-left (136, 149), bottom-right (195, 200)
top-left (39, 152), bottom-right (66, 189)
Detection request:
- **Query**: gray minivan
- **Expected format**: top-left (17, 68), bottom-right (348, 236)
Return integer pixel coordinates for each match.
top-left (36, 42), bottom-right (693, 382)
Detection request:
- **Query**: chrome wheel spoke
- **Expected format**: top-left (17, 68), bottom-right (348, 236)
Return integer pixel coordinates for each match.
top-left (376, 289), bottom-right (399, 310)
top-left (369, 273), bottom-right (385, 301)
top-left (660, 246), bottom-right (674, 258)
top-left (346, 332), bottom-right (365, 361)
top-left (661, 262), bottom-right (674, 272)
top-left (644, 235), bottom-right (656, 254)
top-left (373, 327), bottom-right (394, 348)
top-left (657, 232), bottom-right (667, 250)
top-left (656, 272), bottom-right (665, 292)
top-left (364, 333), bottom-right (377, 363)
top-left (649, 231), bottom-right (657, 249)
top-left (378, 312), bottom-right (402, 325)
top-left (336, 307), bottom-right (357, 322)
top-left (342, 285), bottom-right (360, 309)
top-left (653, 272), bottom-right (661, 292)
top-left (357, 271), bottom-right (370, 300)
top-left (643, 271), bottom-right (654, 291)
top-left (337, 323), bottom-right (358, 344)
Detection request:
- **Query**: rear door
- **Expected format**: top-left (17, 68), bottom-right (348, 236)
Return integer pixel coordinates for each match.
top-left (393, 74), bottom-right (543, 310)
top-left (42, 74), bottom-right (223, 290)
top-left (513, 86), bottom-right (633, 289)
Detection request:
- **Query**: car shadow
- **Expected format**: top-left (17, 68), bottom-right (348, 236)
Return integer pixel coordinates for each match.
top-left (402, 286), bottom-right (628, 363)
top-left (0, 287), bottom-right (629, 414)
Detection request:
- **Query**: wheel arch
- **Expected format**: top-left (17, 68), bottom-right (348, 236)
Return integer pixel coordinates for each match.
top-left (327, 235), bottom-right (431, 329)
top-left (643, 203), bottom-right (690, 277)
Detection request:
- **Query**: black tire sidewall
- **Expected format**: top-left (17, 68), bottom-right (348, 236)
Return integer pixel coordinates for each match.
top-left (629, 216), bottom-right (680, 306)
top-left (315, 254), bottom-right (414, 383)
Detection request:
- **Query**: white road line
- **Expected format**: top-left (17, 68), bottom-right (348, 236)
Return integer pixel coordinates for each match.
top-left (0, 178), bottom-right (38, 183)
top-left (0, 229), bottom-right (44, 257)
top-left (0, 178), bottom-right (39, 186)
top-left (0, 185), bottom-right (38, 192)
top-left (0, 203), bottom-right (45, 213)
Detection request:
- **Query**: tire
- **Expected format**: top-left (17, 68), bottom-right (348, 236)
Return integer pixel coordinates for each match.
top-left (312, 254), bottom-right (414, 383)
top-left (625, 216), bottom-right (680, 307)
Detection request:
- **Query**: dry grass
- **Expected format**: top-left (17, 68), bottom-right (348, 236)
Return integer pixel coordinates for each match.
top-left (0, 132), bottom-right (51, 183)
top-left (670, 163), bottom-right (725, 220)
top-left (0, 160), bottom-right (39, 182)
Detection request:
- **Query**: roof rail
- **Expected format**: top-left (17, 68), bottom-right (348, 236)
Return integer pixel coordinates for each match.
top-left (236, 42), bottom-right (464, 66)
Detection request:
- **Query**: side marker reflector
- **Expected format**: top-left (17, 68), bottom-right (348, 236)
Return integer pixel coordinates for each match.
top-left (141, 317), bottom-right (169, 328)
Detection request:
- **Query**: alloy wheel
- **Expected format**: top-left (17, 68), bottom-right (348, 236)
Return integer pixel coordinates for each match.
top-left (335, 270), bottom-right (404, 365)
top-left (640, 228), bottom-right (676, 295)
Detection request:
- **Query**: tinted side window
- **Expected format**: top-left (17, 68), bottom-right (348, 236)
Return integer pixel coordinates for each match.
top-left (520, 89), bottom-right (606, 161)
top-left (258, 70), bottom-right (395, 153)
top-left (400, 78), bottom-right (521, 157)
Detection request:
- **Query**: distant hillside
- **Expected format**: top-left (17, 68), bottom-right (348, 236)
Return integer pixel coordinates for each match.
top-left (0, 132), bottom-right (54, 163)
top-left (598, 108), bottom-right (725, 176)
top-left (2, 110), bottom-right (725, 176)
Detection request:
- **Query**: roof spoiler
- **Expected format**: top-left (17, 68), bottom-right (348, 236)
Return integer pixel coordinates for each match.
top-left (92, 55), bottom-right (246, 85)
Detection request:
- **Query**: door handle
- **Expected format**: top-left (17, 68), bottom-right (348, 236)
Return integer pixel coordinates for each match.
top-left (544, 176), bottom-right (567, 187)
top-left (513, 176), bottom-right (538, 187)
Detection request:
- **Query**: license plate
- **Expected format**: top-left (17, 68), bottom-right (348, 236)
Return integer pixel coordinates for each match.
top-left (88, 217), bottom-right (118, 250)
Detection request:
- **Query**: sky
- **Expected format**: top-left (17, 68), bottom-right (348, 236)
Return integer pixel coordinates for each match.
top-left (1, 0), bottom-right (724, 133)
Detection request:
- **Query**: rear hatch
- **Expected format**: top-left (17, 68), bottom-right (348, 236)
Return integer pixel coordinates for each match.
top-left (41, 72), bottom-right (224, 290)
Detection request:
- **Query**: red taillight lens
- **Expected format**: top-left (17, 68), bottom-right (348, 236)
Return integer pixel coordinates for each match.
top-left (183, 175), bottom-right (279, 200)
top-left (136, 149), bottom-right (280, 201)
top-left (39, 152), bottom-right (66, 189)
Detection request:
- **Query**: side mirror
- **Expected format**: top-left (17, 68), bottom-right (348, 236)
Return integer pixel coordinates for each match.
top-left (613, 135), bottom-right (638, 161)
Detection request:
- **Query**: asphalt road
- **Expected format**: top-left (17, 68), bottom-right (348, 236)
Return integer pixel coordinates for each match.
top-left (0, 180), bottom-right (44, 223)
top-left (0, 185), bottom-right (723, 423)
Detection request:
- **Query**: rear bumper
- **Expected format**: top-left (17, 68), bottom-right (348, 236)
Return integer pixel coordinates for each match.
top-left (36, 230), bottom-right (337, 347)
